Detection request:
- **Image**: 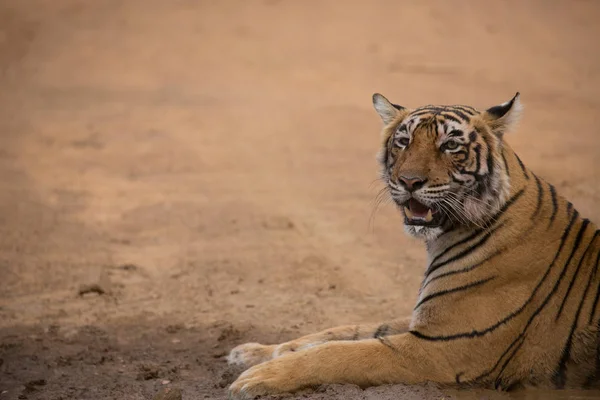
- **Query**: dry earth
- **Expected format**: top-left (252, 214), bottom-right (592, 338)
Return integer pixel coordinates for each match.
top-left (1, 1), bottom-right (600, 399)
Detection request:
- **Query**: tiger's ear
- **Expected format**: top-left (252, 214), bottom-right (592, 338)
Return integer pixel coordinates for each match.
top-left (483, 92), bottom-right (523, 138)
top-left (372, 93), bottom-right (405, 125)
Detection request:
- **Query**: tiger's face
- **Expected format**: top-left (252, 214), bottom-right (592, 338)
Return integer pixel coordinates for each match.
top-left (373, 93), bottom-right (522, 240)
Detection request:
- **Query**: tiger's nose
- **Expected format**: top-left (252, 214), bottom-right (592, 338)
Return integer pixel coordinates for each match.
top-left (398, 175), bottom-right (427, 192)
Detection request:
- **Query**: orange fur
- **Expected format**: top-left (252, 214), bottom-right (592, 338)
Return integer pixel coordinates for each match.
top-left (227, 94), bottom-right (600, 399)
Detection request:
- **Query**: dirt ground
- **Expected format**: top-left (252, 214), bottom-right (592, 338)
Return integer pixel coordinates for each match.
top-left (1, 1), bottom-right (600, 399)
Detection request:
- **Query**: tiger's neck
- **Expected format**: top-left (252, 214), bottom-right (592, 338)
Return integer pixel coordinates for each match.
top-left (426, 143), bottom-right (531, 261)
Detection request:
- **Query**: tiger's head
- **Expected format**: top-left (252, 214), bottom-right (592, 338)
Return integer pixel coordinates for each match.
top-left (372, 93), bottom-right (523, 240)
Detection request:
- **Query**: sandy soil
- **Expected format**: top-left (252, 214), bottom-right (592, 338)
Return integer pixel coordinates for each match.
top-left (1, 1), bottom-right (599, 399)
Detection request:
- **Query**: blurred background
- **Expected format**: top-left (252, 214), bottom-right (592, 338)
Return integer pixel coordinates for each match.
top-left (0, 1), bottom-right (599, 399)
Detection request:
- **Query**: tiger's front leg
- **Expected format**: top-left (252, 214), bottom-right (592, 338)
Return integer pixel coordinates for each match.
top-left (228, 332), bottom-right (456, 399)
top-left (227, 317), bottom-right (411, 369)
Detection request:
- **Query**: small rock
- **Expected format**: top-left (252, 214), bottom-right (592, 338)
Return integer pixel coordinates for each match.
top-left (136, 364), bottom-right (160, 381)
top-left (78, 283), bottom-right (106, 296)
top-left (78, 267), bottom-right (111, 296)
top-left (171, 338), bottom-right (181, 344)
top-left (211, 350), bottom-right (226, 358)
top-left (161, 380), bottom-right (170, 385)
top-left (118, 263), bottom-right (137, 270)
top-left (165, 324), bottom-right (183, 334)
top-left (152, 387), bottom-right (182, 400)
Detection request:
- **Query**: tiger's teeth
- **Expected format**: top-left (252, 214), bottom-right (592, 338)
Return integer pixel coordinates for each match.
top-left (425, 209), bottom-right (433, 222)
top-left (404, 207), bottom-right (413, 219)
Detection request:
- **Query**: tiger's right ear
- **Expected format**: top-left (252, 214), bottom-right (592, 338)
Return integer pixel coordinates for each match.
top-left (372, 93), bottom-right (405, 125)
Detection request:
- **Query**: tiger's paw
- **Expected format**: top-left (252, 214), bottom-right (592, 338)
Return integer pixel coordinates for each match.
top-left (228, 354), bottom-right (312, 399)
top-left (227, 342), bottom-right (276, 369)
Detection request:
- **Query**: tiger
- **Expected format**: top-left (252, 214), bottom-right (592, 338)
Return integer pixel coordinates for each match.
top-left (226, 92), bottom-right (600, 399)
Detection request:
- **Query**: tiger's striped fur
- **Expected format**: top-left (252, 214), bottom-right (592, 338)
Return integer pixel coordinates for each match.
top-left (227, 93), bottom-right (600, 399)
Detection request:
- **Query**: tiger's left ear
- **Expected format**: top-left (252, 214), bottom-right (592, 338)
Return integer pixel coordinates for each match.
top-left (482, 92), bottom-right (523, 138)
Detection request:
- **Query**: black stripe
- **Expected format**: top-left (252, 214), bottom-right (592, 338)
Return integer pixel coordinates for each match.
top-left (410, 110), bottom-right (436, 119)
top-left (411, 210), bottom-right (579, 342)
top-left (553, 228), bottom-right (598, 388)
top-left (556, 226), bottom-right (596, 320)
top-left (590, 281), bottom-right (600, 326)
top-left (473, 212), bottom-right (583, 382)
top-left (456, 372), bottom-right (465, 384)
top-left (584, 319), bottom-right (600, 388)
top-left (515, 154), bottom-right (529, 180)
top-left (397, 124), bottom-right (408, 134)
top-left (425, 213), bottom-right (541, 289)
top-left (548, 184), bottom-right (559, 226)
top-left (441, 114), bottom-right (462, 124)
top-left (550, 218), bottom-right (590, 314)
top-left (447, 129), bottom-right (463, 138)
top-left (414, 105), bottom-right (439, 112)
top-left (451, 174), bottom-right (469, 185)
top-left (567, 202), bottom-right (574, 217)
top-left (588, 246), bottom-right (600, 325)
top-left (447, 109), bottom-right (471, 122)
top-left (472, 328), bottom-right (526, 387)
top-left (414, 117), bottom-right (436, 131)
top-left (414, 276), bottom-right (495, 310)
top-left (481, 187), bottom-right (526, 225)
top-left (451, 105), bottom-right (478, 115)
top-left (472, 144), bottom-right (482, 175)
top-left (429, 188), bottom-right (525, 267)
top-left (423, 249), bottom-right (503, 289)
top-left (430, 231), bottom-right (482, 268)
top-left (425, 223), bottom-right (505, 278)
top-left (373, 324), bottom-right (390, 338)
top-left (501, 150), bottom-right (510, 177)
top-left (493, 335), bottom-right (527, 389)
top-left (382, 134), bottom-right (394, 168)
top-left (532, 174), bottom-right (544, 219)
top-left (480, 133), bottom-right (494, 178)
top-left (411, 109), bottom-right (437, 116)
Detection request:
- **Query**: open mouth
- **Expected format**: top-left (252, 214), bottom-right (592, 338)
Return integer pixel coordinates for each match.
top-left (402, 199), bottom-right (444, 227)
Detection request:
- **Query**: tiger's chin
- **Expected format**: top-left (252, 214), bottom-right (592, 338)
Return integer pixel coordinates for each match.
top-left (404, 224), bottom-right (445, 240)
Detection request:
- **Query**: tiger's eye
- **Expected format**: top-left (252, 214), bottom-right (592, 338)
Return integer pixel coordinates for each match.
top-left (398, 138), bottom-right (410, 147)
top-left (444, 140), bottom-right (459, 151)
